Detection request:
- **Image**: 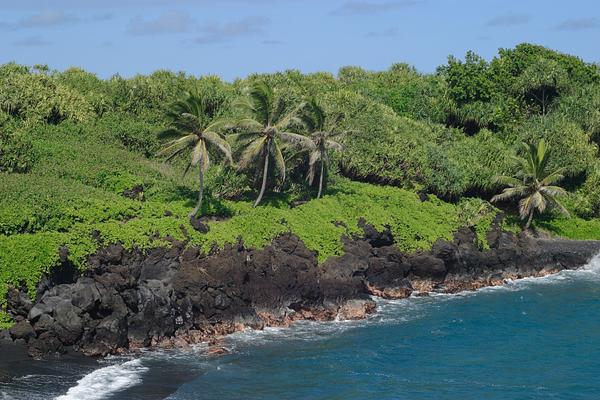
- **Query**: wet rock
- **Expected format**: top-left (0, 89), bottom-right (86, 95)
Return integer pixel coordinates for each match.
top-left (337, 299), bottom-right (377, 320)
top-left (28, 332), bottom-right (64, 358)
top-left (9, 321), bottom-right (35, 341)
top-left (189, 215), bottom-right (210, 233)
top-left (53, 300), bottom-right (83, 345)
top-left (6, 288), bottom-right (33, 318)
top-left (123, 185), bottom-right (144, 200)
top-left (70, 278), bottom-right (101, 313)
top-left (13, 222), bottom-right (600, 358)
top-left (358, 218), bottom-right (394, 248)
top-left (32, 314), bottom-right (55, 335)
top-left (409, 254), bottom-right (447, 279)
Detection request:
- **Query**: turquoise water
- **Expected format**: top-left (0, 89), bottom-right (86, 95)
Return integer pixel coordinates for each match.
top-left (3, 254), bottom-right (600, 399)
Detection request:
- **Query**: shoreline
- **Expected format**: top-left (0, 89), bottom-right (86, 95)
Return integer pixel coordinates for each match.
top-left (3, 222), bottom-right (600, 359)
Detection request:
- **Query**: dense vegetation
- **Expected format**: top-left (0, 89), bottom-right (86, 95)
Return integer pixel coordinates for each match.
top-left (1, 43), bottom-right (600, 328)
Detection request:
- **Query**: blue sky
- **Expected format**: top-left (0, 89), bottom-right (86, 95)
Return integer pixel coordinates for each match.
top-left (1, 0), bottom-right (598, 80)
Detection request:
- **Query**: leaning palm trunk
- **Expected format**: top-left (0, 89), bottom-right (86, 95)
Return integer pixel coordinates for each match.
top-left (525, 210), bottom-right (534, 230)
top-left (254, 141), bottom-right (271, 207)
top-left (190, 156), bottom-right (205, 217)
top-left (317, 160), bottom-right (324, 199)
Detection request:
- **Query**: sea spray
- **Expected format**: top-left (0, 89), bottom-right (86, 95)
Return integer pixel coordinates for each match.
top-left (55, 359), bottom-right (148, 400)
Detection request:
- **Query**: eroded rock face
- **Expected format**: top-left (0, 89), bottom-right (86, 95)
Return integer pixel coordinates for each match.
top-left (4, 223), bottom-right (600, 358)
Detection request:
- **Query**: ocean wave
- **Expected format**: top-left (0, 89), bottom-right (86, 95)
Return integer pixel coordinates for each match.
top-left (221, 254), bottom-right (600, 349)
top-left (55, 253), bottom-right (600, 398)
top-left (54, 359), bottom-right (148, 400)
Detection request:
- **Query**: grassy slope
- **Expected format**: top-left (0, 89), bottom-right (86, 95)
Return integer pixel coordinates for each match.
top-left (1, 122), bottom-right (599, 329)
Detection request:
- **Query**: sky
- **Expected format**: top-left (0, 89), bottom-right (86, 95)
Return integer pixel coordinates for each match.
top-left (0, 0), bottom-right (599, 81)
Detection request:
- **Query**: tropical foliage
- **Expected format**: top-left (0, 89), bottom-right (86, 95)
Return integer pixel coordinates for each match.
top-left (293, 98), bottom-right (345, 198)
top-left (157, 92), bottom-right (232, 217)
top-left (228, 81), bottom-right (304, 207)
top-left (2, 43), bottom-right (600, 326)
top-left (492, 140), bottom-right (569, 229)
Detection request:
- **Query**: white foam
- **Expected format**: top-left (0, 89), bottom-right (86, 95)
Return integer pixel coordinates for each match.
top-left (1, 392), bottom-right (16, 400)
top-left (55, 359), bottom-right (148, 400)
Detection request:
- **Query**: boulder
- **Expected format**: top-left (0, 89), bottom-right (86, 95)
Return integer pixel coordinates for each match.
top-left (409, 254), bottom-right (447, 279)
top-left (6, 288), bottom-right (33, 318)
top-left (9, 321), bottom-right (35, 341)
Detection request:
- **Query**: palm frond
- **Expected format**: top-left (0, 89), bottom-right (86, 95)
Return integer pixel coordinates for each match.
top-left (204, 130), bottom-right (233, 165)
top-left (325, 139), bottom-right (343, 151)
top-left (228, 117), bottom-right (264, 132)
top-left (191, 139), bottom-right (207, 166)
top-left (273, 142), bottom-right (286, 183)
top-left (239, 137), bottom-right (267, 169)
top-left (275, 102), bottom-right (306, 130)
top-left (280, 132), bottom-right (314, 148)
top-left (519, 194), bottom-right (537, 220)
top-left (200, 141), bottom-right (210, 172)
top-left (232, 96), bottom-right (256, 115)
top-left (540, 169), bottom-right (565, 186)
top-left (248, 81), bottom-right (274, 126)
top-left (228, 131), bottom-right (262, 146)
top-left (163, 147), bottom-right (187, 163)
top-left (156, 134), bottom-right (196, 158)
top-left (539, 185), bottom-right (568, 197)
top-left (492, 175), bottom-right (523, 187)
top-left (491, 187), bottom-right (529, 203)
top-left (301, 97), bottom-right (326, 132)
top-left (308, 149), bottom-right (321, 167)
top-left (546, 196), bottom-right (571, 218)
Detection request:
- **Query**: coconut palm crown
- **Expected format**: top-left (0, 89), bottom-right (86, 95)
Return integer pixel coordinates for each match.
top-left (491, 139), bottom-right (569, 229)
top-left (286, 98), bottom-right (344, 198)
top-left (157, 92), bottom-right (232, 217)
top-left (229, 81), bottom-right (305, 207)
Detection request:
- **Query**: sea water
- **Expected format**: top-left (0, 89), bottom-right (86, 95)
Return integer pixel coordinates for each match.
top-left (2, 254), bottom-right (600, 399)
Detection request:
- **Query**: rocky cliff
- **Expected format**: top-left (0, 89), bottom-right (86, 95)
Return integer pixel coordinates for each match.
top-left (4, 222), bottom-right (600, 358)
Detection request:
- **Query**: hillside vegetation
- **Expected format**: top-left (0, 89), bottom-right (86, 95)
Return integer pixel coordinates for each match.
top-left (2, 44), bottom-right (600, 328)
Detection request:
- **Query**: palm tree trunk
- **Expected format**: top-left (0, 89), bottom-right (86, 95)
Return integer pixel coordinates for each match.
top-left (254, 143), bottom-right (270, 208)
top-left (317, 161), bottom-right (324, 199)
top-left (525, 210), bottom-right (534, 230)
top-left (189, 159), bottom-right (204, 217)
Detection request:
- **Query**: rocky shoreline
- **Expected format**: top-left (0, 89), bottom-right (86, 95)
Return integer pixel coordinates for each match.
top-left (3, 220), bottom-right (600, 359)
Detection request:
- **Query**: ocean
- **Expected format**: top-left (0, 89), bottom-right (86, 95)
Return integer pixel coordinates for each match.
top-left (2, 253), bottom-right (600, 400)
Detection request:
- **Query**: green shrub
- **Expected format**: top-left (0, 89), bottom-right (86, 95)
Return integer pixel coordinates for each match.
top-left (513, 116), bottom-right (598, 179)
top-left (571, 165), bottom-right (600, 218)
top-left (0, 129), bottom-right (35, 173)
top-left (0, 65), bottom-right (94, 124)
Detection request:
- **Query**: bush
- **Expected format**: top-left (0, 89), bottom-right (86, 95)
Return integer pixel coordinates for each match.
top-left (0, 129), bottom-right (35, 173)
top-left (0, 65), bottom-right (94, 124)
top-left (571, 165), bottom-right (600, 218)
top-left (513, 115), bottom-right (598, 179)
top-left (95, 113), bottom-right (161, 156)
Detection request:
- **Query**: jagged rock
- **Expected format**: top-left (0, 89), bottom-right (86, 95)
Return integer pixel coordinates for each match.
top-left (28, 332), bottom-right (64, 358)
top-left (123, 185), bottom-right (144, 200)
top-left (189, 215), bottom-right (210, 233)
top-left (9, 321), bottom-right (35, 341)
top-left (409, 254), bottom-right (447, 279)
top-left (358, 218), bottom-right (394, 247)
top-left (6, 288), bottom-right (32, 318)
top-left (3, 223), bottom-right (599, 358)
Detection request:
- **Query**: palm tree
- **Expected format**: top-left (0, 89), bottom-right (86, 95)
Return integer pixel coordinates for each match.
top-left (229, 81), bottom-right (304, 207)
top-left (287, 98), bottom-right (344, 198)
top-left (157, 92), bottom-right (232, 217)
top-left (491, 139), bottom-right (570, 230)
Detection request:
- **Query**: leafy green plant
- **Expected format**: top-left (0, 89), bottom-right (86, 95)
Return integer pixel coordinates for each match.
top-left (158, 92), bottom-right (232, 217)
top-left (0, 130), bottom-right (35, 173)
top-left (291, 97), bottom-right (346, 198)
top-left (228, 81), bottom-right (304, 207)
top-left (492, 140), bottom-right (570, 229)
